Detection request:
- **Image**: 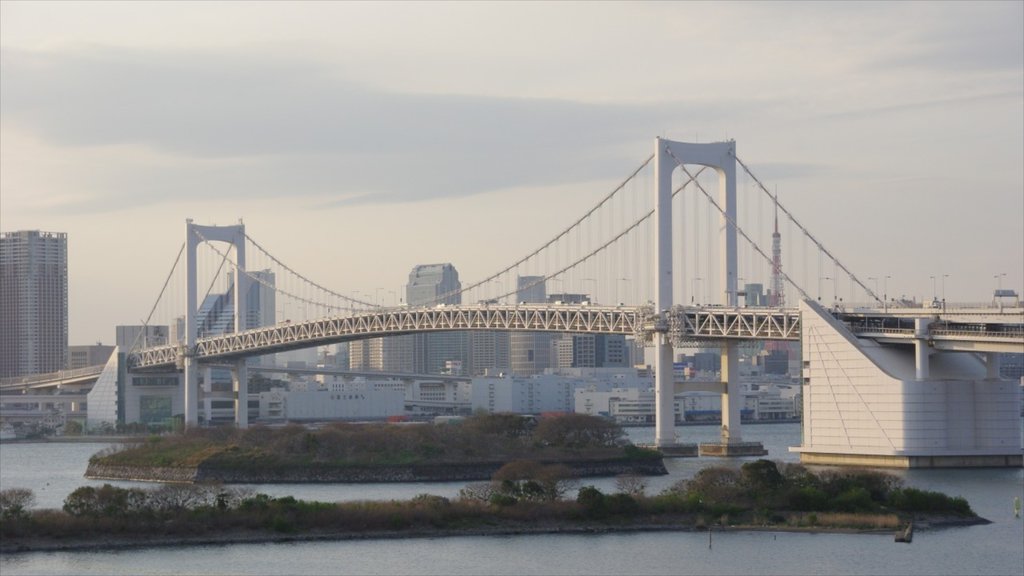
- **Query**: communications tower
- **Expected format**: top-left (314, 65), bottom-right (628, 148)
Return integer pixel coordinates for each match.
top-left (770, 194), bottom-right (785, 307)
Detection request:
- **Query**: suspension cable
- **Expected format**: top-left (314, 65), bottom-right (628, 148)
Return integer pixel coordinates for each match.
top-left (194, 229), bottom-right (360, 316)
top-left (129, 241), bottom-right (185, 355)
top-left (245, 233), bottom-right (377, 308)
top-left (495, 167), bottom-right (708, 303)
top-left (664, 146), bottom-right (812, 302)
top-left (732, 153), bottom-right (881, 304)
top-left (435, 154), bottom-right (656, 304)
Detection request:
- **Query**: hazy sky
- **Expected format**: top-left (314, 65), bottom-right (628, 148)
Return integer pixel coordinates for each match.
top-left (2, 1), bottom-right (1022, 344)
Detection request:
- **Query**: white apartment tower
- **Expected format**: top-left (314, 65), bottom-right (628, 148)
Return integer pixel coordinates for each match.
top-left (0, 230), bottom-right (68, 378)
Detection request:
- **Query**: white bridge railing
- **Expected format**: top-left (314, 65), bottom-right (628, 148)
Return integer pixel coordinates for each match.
top-left (127, 303), bottom-right (1023, 371)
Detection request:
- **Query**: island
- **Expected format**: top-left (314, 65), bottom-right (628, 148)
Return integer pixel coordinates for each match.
top-left (0, 457), bottom-right (985, 553)
top-left (83, 413), bottom-right (668, 483)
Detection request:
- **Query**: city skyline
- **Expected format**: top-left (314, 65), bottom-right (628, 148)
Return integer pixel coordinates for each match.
top-left (1, 2), bottom-right (1022, 345)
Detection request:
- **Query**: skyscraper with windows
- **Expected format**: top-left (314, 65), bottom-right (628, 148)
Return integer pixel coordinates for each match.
top-left (510, 276), bottom-right (551, 376)
top-left (0, 230), bottom-right (68, 378)
top-left (407, 263), bottom-right (468, 373)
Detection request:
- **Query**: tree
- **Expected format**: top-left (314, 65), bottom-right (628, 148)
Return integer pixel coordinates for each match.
top-left (532, 414), bottom-right (624, 450)
top-left (615, 474), bottom-right (648, 497)
top-left (492, 460), bottom-right (577, 502)
top-left (0, 488), bottom-right (35, 520)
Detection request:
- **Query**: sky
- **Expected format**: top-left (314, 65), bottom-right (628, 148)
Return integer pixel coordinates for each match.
top-left (1, 1), bottom-right (1022, 345)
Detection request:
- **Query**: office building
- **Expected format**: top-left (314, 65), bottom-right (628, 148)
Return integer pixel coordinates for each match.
top-left (0, 230), bottom-right (68, 378)
top-left (510, 276), bottom-right (551, 376)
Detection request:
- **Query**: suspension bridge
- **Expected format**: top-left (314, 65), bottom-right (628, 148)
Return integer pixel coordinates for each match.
top-left (16, 138), bottom-right (1024, 467)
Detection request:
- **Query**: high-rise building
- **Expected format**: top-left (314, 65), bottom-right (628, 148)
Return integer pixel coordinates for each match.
top-left (510, 276), bottom-right (551, 376)
top-left (377, 263), bottom-right (470, 375)
top-left (551, 334), bottom-right (628, 369)
top-left (0, 230), bottom-right (68, 378)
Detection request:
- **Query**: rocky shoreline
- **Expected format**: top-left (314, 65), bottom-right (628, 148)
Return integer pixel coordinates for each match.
top-left (0, 514), bottom-right (989, 554)
top-left (85, 458), bottom-right (668, 484)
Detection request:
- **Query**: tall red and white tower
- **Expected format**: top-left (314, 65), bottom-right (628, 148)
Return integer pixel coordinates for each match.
top-left (770, 195), bottom-right (785, 307)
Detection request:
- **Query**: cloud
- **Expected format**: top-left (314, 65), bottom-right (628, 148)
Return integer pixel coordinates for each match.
top-left (1, 46), bottom-right (756, 212)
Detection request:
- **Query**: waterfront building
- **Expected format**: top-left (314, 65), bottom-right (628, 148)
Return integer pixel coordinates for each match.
top-left (0, 230), bottom-right (68, 378)
top-left (470, 373), bottom-right (573, 414)
top-left (115, 325), bottom-right (169, 352)
top-left (67, 344), bottom-right (114, 370)
top-left (260, 379), bottom-right (405, 421)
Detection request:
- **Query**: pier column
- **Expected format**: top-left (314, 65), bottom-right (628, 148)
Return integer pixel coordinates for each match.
top-left (654, 137), bottom-right (676, 446)
top-left (986, 352), bottom-right (1001, 380)
top-left (184, 220), bottom-right (199, 427)
top-left (202, 366), bottom-right (213, 424)
top-left (914, 318), bottom-right (932, 380)
top-left (233, 360), bottom-right (249, 428)
top-left (720, 342), bottom-right (743, 443)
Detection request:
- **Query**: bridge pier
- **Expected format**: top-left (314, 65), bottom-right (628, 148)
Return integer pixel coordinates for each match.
top-left (232, 360), bottom-right (248, 428)
top-left (654, 333), bottom-right (676, 446)
top-left (793, 299), bottom-right (1022, 468)
top-left (183, 219), bottom-right (248, 428)
top-left (719, 342), bottom-right (742, 444)
top-left (914, 318), bottom-right (931, 380)
top-left (986, 352), bottom-right (1001, 379)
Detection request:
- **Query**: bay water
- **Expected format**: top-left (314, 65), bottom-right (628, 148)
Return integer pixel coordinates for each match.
top-left (2, 423), bottom-right (1022, 575)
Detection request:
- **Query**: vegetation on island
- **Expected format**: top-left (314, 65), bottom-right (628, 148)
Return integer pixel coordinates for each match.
top-left (0, 459), bottom-right (981, 551)
top-left (88, 413), bottom-right (661, 474)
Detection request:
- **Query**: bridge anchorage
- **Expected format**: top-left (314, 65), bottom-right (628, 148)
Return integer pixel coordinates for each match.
top-left (50, 137), bottom-right (1019, 469)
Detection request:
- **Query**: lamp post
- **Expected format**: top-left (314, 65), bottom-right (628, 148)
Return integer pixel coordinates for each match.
top-left (884, 275), bottom-right (891, 313)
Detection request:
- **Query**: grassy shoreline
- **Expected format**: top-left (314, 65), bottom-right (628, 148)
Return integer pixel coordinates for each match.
top-left (1, 512), bottom-right (988, 554)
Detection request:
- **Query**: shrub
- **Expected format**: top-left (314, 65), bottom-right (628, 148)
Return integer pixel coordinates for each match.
top-left (0, 488), bottom-right (35, 521)
top-left (887, 487), bottom-right (973, 515)
top-left (786, 486), bottom-right (829, 511)
top-left (615, 474), bottom-right (648, 497)
top-left (832, 487), bottom-right (875, 513)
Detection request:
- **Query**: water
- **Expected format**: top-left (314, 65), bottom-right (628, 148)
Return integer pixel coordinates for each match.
top-left (2, 424), bottom-right (1022, 575)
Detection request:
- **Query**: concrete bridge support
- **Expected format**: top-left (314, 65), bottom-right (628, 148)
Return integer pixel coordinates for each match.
top-left (184, 219), bottom-right (249, 428)
top-left (914, 318), bottom-right (932, 380)
top-left (653, 138), bottom-right (763, 455)
top-left (232, 360), bottom-right (248, 428)
top-left (986, 352), bottom-right (1001, 380)
top-left (794, 299), bottom-right (1022, 468)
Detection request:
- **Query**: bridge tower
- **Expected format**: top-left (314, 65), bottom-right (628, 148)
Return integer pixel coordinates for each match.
top-left (183, 219), bottom-right (249, 428)
top-left (654, 138), bottom-right (739, 447)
